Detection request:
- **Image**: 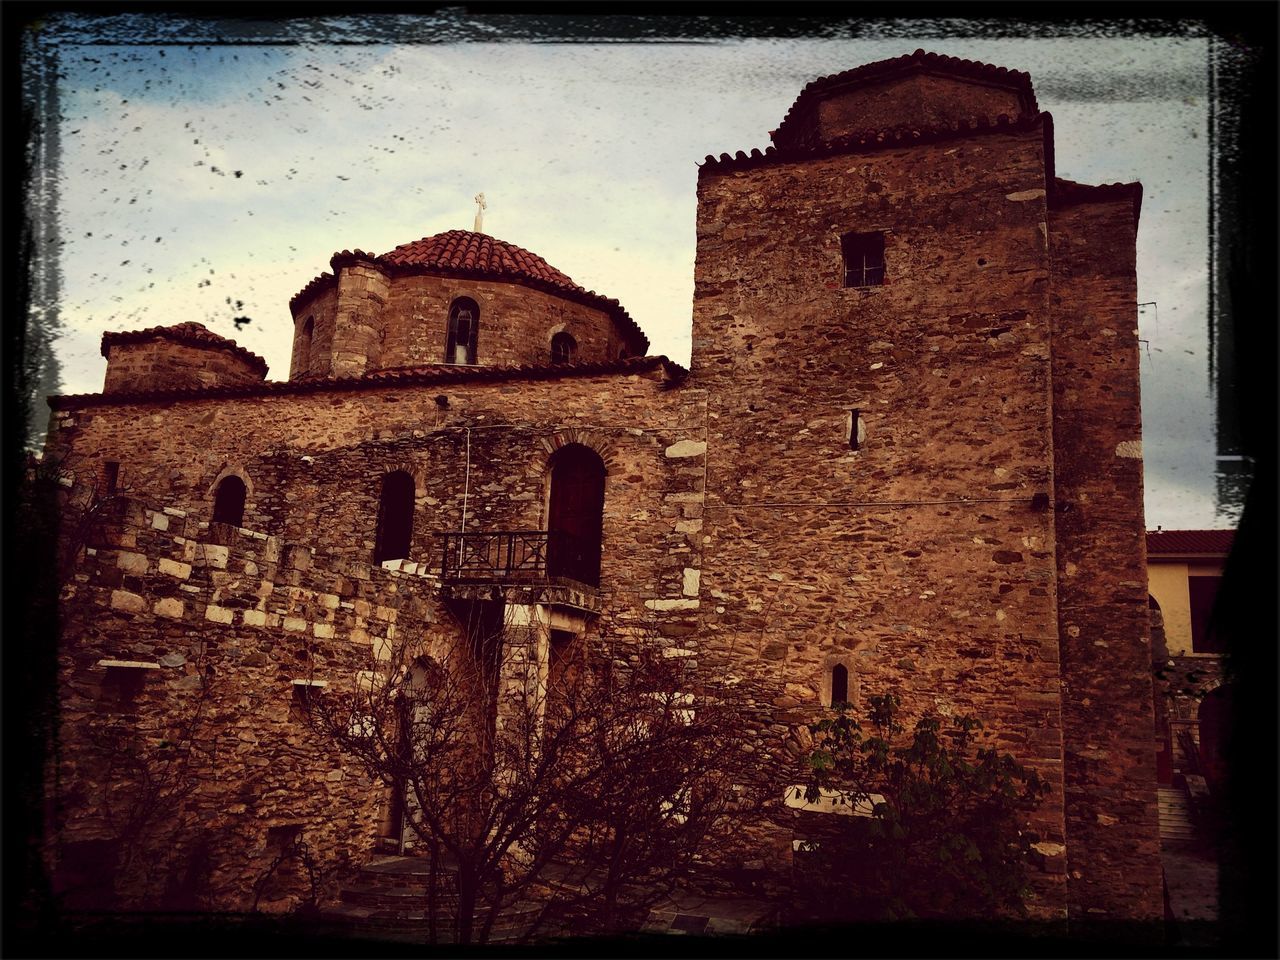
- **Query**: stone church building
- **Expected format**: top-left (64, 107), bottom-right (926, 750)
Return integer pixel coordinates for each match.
top-left (45, 51), bottom-right (1160, 926)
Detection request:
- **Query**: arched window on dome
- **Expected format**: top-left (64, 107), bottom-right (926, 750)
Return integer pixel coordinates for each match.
top-left (445, 298), bottom-right (479, 365)
top-left (550, 332), bottom-right (578, 365)
top-left (212, 475), bottom-right (247, 527)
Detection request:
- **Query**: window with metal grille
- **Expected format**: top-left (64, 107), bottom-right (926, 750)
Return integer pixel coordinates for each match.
top-left (550, 332), bottom-right (577, 365)
top-left (841, 231), bottom-right (885, 287)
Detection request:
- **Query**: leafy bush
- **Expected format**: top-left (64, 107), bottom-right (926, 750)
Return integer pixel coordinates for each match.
top-left (796, 693), bottom-right (1049, 922)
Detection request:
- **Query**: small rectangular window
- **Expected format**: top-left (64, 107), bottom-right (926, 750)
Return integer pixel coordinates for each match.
top-left (841, 231), bottom-right (885, 288)
top-left (849, 409), bottom-right (861, 451)
top-left (103, 461), bottom-right (120, 494)
top-left (100, 665), bottom-right (148, 712)
top-left (290, 679), bottom-right (327, 723)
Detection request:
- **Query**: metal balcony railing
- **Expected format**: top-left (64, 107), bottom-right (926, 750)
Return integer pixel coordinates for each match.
top-left (438, 530), bottom-right (599, 587)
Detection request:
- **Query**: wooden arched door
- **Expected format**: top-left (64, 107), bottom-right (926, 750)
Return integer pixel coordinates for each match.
top-left (546, 445), bottom-right (605, 587)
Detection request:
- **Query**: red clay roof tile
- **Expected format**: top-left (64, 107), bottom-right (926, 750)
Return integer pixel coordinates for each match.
top-left (1146, 529), bottom-right (1236, 555)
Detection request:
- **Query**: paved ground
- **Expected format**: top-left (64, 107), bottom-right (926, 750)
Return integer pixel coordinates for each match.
top-left (1162, 838), bottom-right (1219, 948)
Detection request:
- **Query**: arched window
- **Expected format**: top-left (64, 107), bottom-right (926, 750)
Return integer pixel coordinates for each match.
top-left (212, 475), bottom-right (247, 527)
top-left (299, 316), bottom-right (314, 372)
top-left (445, 298), bottom-right (479, 365)
top-left (550, 332), bottom-right (577, 365)
top-left (374, 471), bottom-right (415, 563)
top-left (831, 664), bottom-right (849, 706)
top-left (546, 444), bottom-right (606, 587)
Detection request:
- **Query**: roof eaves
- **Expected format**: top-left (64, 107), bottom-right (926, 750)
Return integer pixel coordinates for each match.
top-left (49, 355), bottom-right (680, 410)
top-left (99, 325), bottom-right (269, 375)
top-left (700, 112), bottom-right (1045, 179)
top-left (1049, 177), bottom-right (1144, 229)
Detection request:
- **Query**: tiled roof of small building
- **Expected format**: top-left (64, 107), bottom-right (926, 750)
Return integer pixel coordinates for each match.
top-left (100, 321), bottom-right (268, 376)
top-left (771, 49), bottom-right (1039, 148)
top-left (1146, 529), bottom-right (1236, 555)
top-left (50, 355), bottom-right (686, 409)
top-left (289, 231), bottom-right (650, 355)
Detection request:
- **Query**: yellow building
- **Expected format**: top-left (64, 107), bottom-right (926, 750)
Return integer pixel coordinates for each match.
top-left (1147, 528), bottom-right (1233, 786)
top-left (1147, 529), bottom-right (1234, 656)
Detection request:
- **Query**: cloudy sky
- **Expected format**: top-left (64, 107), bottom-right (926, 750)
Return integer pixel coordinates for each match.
top-left (31, 16), bottom-right (1225, 529)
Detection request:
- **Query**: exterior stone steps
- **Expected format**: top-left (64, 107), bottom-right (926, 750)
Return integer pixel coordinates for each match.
top-left (1158, 786), bottom-right (1197, 842)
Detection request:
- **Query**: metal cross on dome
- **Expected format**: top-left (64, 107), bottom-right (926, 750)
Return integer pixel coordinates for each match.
top-left (473, 193), bottom-right (487, 234)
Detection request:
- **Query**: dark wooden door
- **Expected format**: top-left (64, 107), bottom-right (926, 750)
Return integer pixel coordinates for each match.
top-left (547, 445), bottom-right (605, 586)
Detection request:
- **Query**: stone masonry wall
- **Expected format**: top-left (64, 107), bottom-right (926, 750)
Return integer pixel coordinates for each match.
top-left (815, 74), bottom-right (1025, 143)
top-left (331, 261), bottom-right (392, 377)
top-left (103, 340), bottom-right (267, 394)
top-left (1048, 199), bottom-right (1163, 922)
top-left (47, 366), bottom-right (826, 890)
top-left (690, 128), bottom-right (1070, 915)
top-left (55, 497), bottom-right (418, 912)
top-left (378, 275), bottom-right (624, 370)
top-left (46, 370), bottom-right (705, 622)
top-left (289, 285), bottom-right (339, 380)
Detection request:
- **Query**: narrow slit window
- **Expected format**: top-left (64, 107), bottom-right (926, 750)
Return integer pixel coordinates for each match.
top-left (849, 409), bottom-right (861, 451)
top-left (841, 231), bottom-right (885, 288)
top-left (103, 461), bottom-right (120, 494)
top-left (831, 664), bottom-right (849, 706)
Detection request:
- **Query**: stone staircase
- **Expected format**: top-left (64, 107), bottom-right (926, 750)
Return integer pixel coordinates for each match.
top-left (1158, 785), bottom-right (1198, 844)
top-left (319, 855), bottom-right (542, 944)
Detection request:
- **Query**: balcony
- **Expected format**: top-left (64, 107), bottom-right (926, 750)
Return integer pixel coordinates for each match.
top-left (437, 530), bottom-right (601, 615)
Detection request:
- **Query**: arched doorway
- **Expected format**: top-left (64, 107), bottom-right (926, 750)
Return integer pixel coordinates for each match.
top-left (546, 444), bottom-right (605, 587)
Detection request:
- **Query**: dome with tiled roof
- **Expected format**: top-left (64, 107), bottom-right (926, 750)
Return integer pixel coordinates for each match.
top-left (287, 229), bottom-right (649, 379)
top-left (379, 230), bottom-right (581, 291)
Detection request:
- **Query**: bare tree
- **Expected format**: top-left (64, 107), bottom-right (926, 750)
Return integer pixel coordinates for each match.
top-left (304, 609), bottom-right (751, 944)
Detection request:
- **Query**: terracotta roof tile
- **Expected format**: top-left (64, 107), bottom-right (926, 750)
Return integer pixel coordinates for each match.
top-left (1147, 529), bottom-right (1235, 556)
top-left (289, 230), bottom-right (649, 355)
top-left (50, 355), bottom-right (686, 410)
top-left (100, 322), bottom-right (268, 376)
top-left (772, 49), bottom-right (1039, 149)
